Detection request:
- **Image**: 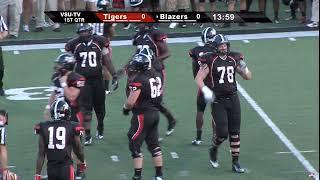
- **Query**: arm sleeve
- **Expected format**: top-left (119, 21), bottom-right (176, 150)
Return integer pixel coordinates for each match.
top-left (0, 127), bottom-right (6, 145)
top-left (67, 73), bottom-right (86, 88)
top-left (154, 30), bottom-right (168, 42)
top-left (128, 77), bottom-right (143, 92)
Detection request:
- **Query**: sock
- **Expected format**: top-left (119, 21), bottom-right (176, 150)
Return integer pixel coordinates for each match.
top-left (134, 168), bottom-right (142, 177)
top-left (196, 130), bottom-right (202, 140)
top-left (274, 11), bottom-right (279, 19)
top-left (229, 134), bottom-right (240, 163)
top-left (155, 166), bottom-right (163, 177)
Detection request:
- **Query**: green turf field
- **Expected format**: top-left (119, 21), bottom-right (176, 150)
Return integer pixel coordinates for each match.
top-left (0, 36), bottom-right (318, 180)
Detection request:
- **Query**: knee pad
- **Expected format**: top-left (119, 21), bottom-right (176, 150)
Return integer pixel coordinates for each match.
top-left (148, 146), bottom-right (162, 157)
top-left (212, 133), bottom-right (227, 146)
top-left (129, 142), bottom-right (143, 158)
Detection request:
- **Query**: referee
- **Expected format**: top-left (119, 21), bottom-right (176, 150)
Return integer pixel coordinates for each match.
top-left (0, 15), bottom-right (8, 96)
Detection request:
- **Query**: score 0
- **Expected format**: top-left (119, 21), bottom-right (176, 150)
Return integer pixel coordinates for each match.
top-left (196, 13), bottom-right (201, 20)
top-left (141, 13), bottom-right (146, 20)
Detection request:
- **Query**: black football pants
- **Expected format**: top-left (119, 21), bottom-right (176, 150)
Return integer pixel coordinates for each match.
top-left (211, 93), bottom-right (241, 139)
top-left (47, 165), bottom-right (74, 180)
top-left (79, 78), bottom-right (106, 133)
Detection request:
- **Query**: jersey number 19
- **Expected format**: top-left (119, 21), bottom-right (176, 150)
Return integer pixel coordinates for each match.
top-left (48, 126), bottom-right (66, 150)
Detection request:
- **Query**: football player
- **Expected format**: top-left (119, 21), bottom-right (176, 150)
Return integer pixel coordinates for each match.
top-left (43, 53), bottom-right (86, 179)
top-left (132, 24), bottom-right (177, 136)
top-left (123, 53), bottom-right (164, 180)
top-left (44, 54), bottom-right (85, 125)
top-left (34, 100), bottom-right (86, 180)
top-left (0, 110), bottom-right (20, 180)
top-left (65, 24), bottom-right (119, 145)
top-left (189, 27), bottom-right (217, 145)
top-left (195, 34), bottom-right (252, 173)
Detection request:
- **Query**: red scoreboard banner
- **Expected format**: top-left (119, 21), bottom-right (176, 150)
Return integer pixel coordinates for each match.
top-left (45, 11), bottom-right (272, 24)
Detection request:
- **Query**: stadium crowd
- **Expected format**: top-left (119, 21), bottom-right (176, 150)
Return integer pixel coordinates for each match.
top-left (0, 0), bottom-right (318, 38)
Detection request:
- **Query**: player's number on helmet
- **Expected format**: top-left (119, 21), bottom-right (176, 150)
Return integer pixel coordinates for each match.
top-left (80, 51), bottom-right (97, 67)
top-left (149, 77), bottom-right (162, 98)
top-left (217, 66), bottom-right (234, 84)
top-left (48, 126), bottom-right (66, 150)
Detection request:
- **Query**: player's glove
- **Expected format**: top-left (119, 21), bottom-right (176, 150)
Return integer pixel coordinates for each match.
top-left (34, 174), bottom-right (41, 180)
top-left (122, 105), bottom-right (130, 115)
top-left (201, 86), bottom-right (215, 103)
top-left (111, 74), bottom-right (119, 91)
top-left (78, 162), bottom-right (87, 172)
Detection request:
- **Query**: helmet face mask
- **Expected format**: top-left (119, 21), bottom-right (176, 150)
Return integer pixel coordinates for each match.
top-left (213, 34), bottom-right (230, 56)
top-left (217, 43), bottom-right (229, 55)
top-left (50, 100), bottom-right (71, 121)
top-left (201, 27), bottom-right (217, 44)
top-left (77, 24), bottom-right (93, 43)
top-left (55, 53), bottom-right (76, 75)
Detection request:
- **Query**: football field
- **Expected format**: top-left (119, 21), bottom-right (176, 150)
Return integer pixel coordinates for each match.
top-left (0, 32), bottom-right (319, 180)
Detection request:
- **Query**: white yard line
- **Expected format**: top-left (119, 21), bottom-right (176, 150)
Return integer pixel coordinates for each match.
top-left (237, 83), bottom-right (319, 180)
top-left (2, 31), bottom-right (318, 51)
top-left (275, 150), bottom-right (317, 154)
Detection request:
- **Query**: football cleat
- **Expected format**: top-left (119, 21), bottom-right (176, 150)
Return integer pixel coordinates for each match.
top-left (232, 162), bottom-right (245, 173)
top-left (166, 120), bottom-right (176, 136)
top-left (191, 140), bottom-right (202, 146)
top-left (96, 131), bottom-right (104, 140)
top-left (84, 136), bottom-right (92, 146)
top-left (153, 176), bottom-right (163, 180)
top-left (209, 160), bottom-right (219, 168)
top-left (209, 146), bottom-right (218, 168)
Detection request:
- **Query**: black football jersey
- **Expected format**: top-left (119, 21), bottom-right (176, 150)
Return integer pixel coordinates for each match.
top-left (205, 51), bottom-right (244, 96)
top-left (132, 29), bottom-right (167, 71)
top-left (128, 70), bottom-right (163, 113)
top-left (34, 121), bottom-right (82, 168)
top-left (65, 35), bottom-right (109, 79)
top-left (189, 44), bottom-right (216, 88)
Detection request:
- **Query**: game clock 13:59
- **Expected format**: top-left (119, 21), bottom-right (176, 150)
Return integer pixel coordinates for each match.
top-left (212, 12), bottom-right (236, 22)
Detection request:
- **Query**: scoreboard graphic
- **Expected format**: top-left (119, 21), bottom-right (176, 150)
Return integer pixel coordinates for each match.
top-left (45, 11), bottom-right (272, 24)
